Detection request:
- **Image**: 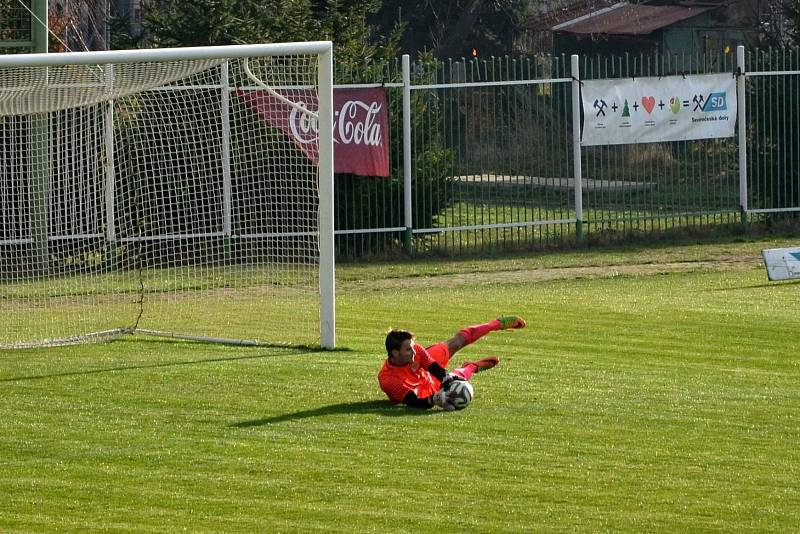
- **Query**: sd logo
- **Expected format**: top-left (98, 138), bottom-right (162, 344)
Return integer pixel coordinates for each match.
top-left (702, 92), bottom-right (728, 112)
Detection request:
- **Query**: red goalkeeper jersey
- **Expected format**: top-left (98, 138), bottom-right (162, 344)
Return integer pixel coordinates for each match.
top-left (378, 344), bottom-right (442, 404)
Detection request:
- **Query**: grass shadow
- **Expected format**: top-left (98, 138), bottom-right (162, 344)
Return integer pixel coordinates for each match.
top-left (127, 335), bottom-right (352, 353)
top-left (0, 346), bottom-right (321, 382)
top-left (232, 399), bottom-right (437, 426)
top-left (710, 279), bottom-right (800, 291)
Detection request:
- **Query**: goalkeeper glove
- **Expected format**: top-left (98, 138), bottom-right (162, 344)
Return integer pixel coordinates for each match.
top-left (430, 390), bottom-right (456, 411)
top-left (441, 372), bottom-right (466, 388)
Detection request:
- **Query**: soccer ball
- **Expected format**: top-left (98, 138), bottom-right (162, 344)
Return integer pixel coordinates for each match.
top-left (443, 380), bottom-right (474, 410)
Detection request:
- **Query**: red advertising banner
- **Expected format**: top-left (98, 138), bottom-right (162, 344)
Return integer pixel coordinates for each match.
top-left (236, 87), bottom-right (390, 177)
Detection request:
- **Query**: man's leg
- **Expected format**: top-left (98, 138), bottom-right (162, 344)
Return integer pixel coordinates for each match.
top-left (451, 356), bottom-right (499, 380)
top-left (425, 343), bottom-right (499, 381)
top-left (425, 342), bottom-right (451, 369)
top-left (444, 315), bottom-right (526, 356)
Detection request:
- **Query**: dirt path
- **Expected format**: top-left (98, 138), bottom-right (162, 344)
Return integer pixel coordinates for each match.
top-left (342, 256), bottom-right (763, 291)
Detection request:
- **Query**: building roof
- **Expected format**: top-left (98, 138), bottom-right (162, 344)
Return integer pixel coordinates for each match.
top-left (552, 2), bottom-right (716, 35)
top-left (523, 1), bottom-right (616, 32)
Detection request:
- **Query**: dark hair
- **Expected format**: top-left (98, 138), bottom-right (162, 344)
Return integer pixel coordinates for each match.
top-left (385, 330), bottom-right (413, 355)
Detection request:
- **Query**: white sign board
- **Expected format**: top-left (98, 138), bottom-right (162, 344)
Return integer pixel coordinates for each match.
top-left (581, 73), bottom-right (737, 146)
top-left (762, 247), bottom-right (800, 281)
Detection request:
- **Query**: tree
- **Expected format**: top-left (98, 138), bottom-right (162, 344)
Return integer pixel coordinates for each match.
top-left (114, 0), bottom-right (453, 257)
top-left (318, 0), bottom-right (404, 71)
top-left (142, 0), bottom-right (315, 48)
top-left (109, 14), bottom-right (145, 50)
top-left (138, 0), bottom-right (404, 70)
top-left (370, 0), bottom-right (527, 58)
top-left (786, 0), bottom-right (800, 45)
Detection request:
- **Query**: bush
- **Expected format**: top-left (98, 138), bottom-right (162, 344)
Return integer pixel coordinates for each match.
top-left (334, 53), bottom-right (455, 259)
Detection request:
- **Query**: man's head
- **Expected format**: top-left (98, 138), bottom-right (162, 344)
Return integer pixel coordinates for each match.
top-left (385, 329), bottom-right (415, 365)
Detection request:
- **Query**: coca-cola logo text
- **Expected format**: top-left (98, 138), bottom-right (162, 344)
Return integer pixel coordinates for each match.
top-left (289, 100), bottom-right (383, 146)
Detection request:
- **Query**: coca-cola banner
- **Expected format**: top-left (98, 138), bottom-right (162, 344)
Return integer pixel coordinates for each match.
top-left (235, 87), bottom-right (390, 177)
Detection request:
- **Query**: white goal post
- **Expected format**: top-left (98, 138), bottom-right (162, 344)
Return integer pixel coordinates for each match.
top-left (0, 42), bottom-right (335, 349)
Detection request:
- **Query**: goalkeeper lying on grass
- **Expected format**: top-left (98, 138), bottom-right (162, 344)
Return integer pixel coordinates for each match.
top-left (378, 316), bottom-right (526, 410)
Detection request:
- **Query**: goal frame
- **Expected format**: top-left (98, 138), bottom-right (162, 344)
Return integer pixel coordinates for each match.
top-left (0, 42), bottom-right (336, 349)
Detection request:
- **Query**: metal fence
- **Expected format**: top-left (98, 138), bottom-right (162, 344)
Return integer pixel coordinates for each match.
top-left (334, 55), bottom-right (578, 258)
top-left (0, 1), bottom-right (34, 55)
top-left (747, 49), bottom-right (800, 216)
top-left (0, 41), bottom-right (797, 259)
top-left (333, 47), bottom-right (800, 259)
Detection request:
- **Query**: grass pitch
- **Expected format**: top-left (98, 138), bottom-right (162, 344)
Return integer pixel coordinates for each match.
top-left (2, 238), bottom-right (799, 532)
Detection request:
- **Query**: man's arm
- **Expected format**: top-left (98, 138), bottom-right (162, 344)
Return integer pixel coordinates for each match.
top-left (402, 391), bottom-right (435, 409)
top-left (402, 389), bottom-right (458, 410)
top-left (427, 362), bottom-right (447, 382)
top-left (428, 362), bottom-right (466, 388)
top-left (405, 363), bottom-right (464, 409)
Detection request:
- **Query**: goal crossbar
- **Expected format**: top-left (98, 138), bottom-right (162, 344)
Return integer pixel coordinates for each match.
top-left (0, 42), bottom-right (334, 68)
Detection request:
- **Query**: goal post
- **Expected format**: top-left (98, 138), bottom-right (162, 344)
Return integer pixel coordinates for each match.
top-left (0, 42), bottom-right (336, 349)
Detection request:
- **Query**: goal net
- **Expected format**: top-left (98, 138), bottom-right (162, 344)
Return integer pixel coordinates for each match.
top-left (0, 43), bottom-right (335, 349)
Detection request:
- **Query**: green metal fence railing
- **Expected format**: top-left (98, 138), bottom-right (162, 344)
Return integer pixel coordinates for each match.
top-left (0, 0), bottom-right (33, 54)
top-left (330, 47), bottom-right (800, 259)
top-left (747, 48), bottom-right (800, 218)
top-left (577, 51), bottom-right (742, 245)
top-left (2, 41), bottom-right (799, 259)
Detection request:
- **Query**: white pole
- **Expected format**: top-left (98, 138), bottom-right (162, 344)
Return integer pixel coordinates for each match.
top-left (0, 42), bottom-right (335, 67)
top-left (220, 61), bottom-right (232, 238)
top-left (737, 45), bottom-right (748, 216)
top-left (104, 65), bottom-right (116, 244)
top-left (402, 54), bottom-right (413, 253)
top-left (571, 54), bottom-right (584, 241)
top-left (318, 45), bottom-right (336, 349)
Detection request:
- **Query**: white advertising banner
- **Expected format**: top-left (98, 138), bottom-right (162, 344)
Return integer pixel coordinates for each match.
top-left (581, 73), bottom-right (737, 146)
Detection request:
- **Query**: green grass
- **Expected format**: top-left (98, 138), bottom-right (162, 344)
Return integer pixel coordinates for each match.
top-left (2, 238), bottom-right (800, 531)
top-left (422, 201), bottom-right (752, 253)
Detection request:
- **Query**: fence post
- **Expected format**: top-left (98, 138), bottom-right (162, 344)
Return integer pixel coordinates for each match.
top-left (220, 61), bottom-right (233, 258)
top-left (402, 54), bottom-right (413, 254)
top-left (31, 0), bottom-right (50, 274)
top-left (31, 0), bottom-right (48, 52)
top-left (571, 54), bottom-right (584, 243)
top-left (104, 65), bottom-right (117, 270)
top-left (736, 45), bottom-right (748, 232)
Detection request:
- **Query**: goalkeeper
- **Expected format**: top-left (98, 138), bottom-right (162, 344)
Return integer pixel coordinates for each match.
top-left (378, 316), bottom-right (526, 410)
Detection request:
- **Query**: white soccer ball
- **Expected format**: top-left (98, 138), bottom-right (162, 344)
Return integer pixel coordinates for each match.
top-left (443, 380), bottom-right (474, 410)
